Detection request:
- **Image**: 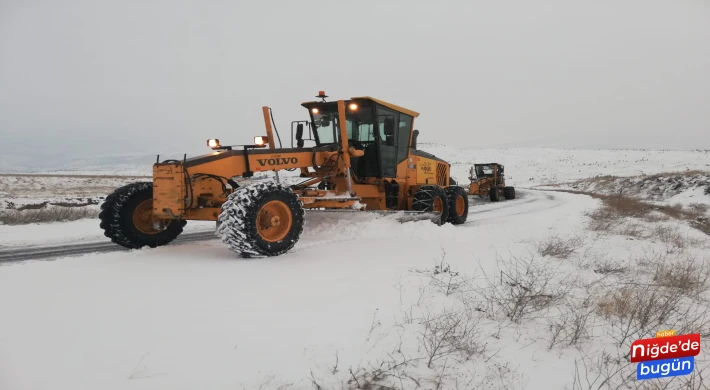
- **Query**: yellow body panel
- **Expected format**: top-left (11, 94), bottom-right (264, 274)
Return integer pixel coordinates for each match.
top-left (153, 163), bottom-right (185, 217)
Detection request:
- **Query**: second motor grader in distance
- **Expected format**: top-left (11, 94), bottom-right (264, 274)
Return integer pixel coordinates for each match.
top-left (466, 163), bottom-right (516, 202)
top-left (99, 92), bottom-right (469, 258)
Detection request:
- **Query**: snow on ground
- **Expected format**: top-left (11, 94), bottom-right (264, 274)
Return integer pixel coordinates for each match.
top-left (2, 189), bottom-right (709, 390)
top-left (542, 171), bottom-right (710, 207)
top-left (416, 144), bottom-right (710, 188)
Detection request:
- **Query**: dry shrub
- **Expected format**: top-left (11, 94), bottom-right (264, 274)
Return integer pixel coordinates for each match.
top-left (690, 216), bottom-right (710, 236)
top-left (591, 257), bottom-right (628, 275)
top-left (536, 234), bottom-right (585, 259)
top-left (17, 201), bottom-right (49, 211)
top-left (586, 206), bottom-right (617, 233)
top-left (597, 283), bottom-right (710, 347)
top-left (653, 256), bottom-right (710, 296)
top-left (658, 203), bottom-right (687, 220)
top-left (606, 195), bottom-right (653, 218)
top-left (0, 206), bottom-right (98, 225)
top-left (617, 221), bottom-right (647, 239)
top-left (418, 306), bottom-right (486, 369)
top-left (687, 203), bottom-right (708, 218)
top-left (478, 254), bottom-right (573, 322)
top-left (597, 285), bottom-right (680, 347)
top-left (547, 297), bottom-right (597, 349)
top-left (651, 225), bottom-right (689, 253)
top-left (410, 252), bottom-right (471, 297)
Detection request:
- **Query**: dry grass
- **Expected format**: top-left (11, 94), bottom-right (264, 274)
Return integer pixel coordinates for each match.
top-left (691, 216), bottom-right (710, 235)
top-left (0, 206), bottom-right (98, 225)
top-left (596, 284), bottom-right (682, 346)
top-left (536, 234), bottom-right (585, 259)
top-left (575, 189), bottom-right (710, 238)
top-left (653, 256), bottom-right (710, 297)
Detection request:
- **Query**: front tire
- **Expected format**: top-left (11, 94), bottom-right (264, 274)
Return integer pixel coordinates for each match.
top-left (489, 187), bottom-right (500, 202)
top-left (504, 186), bottom-right (516, 200)
top-left (444, 186), bottom-right (468, 225)
top-left (99, 182), bottom-right (186, 249)
top-left (412, 185), bottom-right (450, 225)
top-left (216, 182), bottom-right (305, 258)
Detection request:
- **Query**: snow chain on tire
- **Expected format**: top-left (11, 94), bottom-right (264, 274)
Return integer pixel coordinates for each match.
top-left (216, 181), bottom-right (305, 258)
top-left (412, 185), bottom-right (450, 225)
top-left (444, 186), bottom-right (468, 224)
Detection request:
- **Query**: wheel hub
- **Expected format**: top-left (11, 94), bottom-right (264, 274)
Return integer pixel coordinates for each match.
top-left (132, 199), bottom-right (169, 235)
top-left (257, 200), bottom-right (292, 242)
top-left (455, 195), bottom-right (465, 215)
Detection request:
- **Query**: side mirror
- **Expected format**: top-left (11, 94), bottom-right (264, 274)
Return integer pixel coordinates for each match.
top-left (411, 129), bottom-right (419, 149)
top-left (296, 123), bottom-right (304, 148)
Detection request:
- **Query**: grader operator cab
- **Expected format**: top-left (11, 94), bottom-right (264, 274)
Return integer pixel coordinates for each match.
top-left (99, 92), bottom-right (469, 258)
top-left (467, 163), bottom-right (516, 201)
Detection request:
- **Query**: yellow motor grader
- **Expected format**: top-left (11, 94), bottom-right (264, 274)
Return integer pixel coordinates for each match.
top-left (467, 163), bottom-right (516, 201)
top-left (99, 92), bottom-right (469, 257)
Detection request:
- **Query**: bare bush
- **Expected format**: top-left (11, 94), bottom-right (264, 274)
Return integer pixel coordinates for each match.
top-left (652, 225), bottom-right (689, 253)
top-left (591, 257), bottom-right (628, 275)
top-left (597, 284), bottom-right (681, 347)
top-left (617, 221), bottom-right (647, 239)
top-left (417, 306), bottom-right (486, 369)
top-left (597, 282), bottom-right (710, 348)
top-left (478, 254), bottom-right (573, 322)
top-left (568, 349), bottom-right (633, 390)
top-left (0, 206), bottom-right (98, 225)
top-left (653, 256), bottom-right (710, 296)
top-left (586, 206), bottom-right (618, 233)
top-left (607, 194), bottom-right (653, 218)
top-left (547, 297), bottom-right (598, 349)
top-left (410, 250), bottom-right (472, 297)
top-left (536, 234), bottom-right (585, 259)
top-left (476, 361), bottom-right (529, 390)
top-left (691, 216), bottom-right (710, 236)
top-left (687, 203), bottom-right (709, 218)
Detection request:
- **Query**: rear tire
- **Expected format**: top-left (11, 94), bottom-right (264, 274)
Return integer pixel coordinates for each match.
top-left (504, 186), bottom-right (516, 200)
top-left (216, 182), bottom-right (305, 258)
top-left (489, 187), bottom-right (500, 202)
top-left (99, 181), bottom-right (186, 249)
top-left (444, 186), bottom-right (468, 225)
top-left (412, 185), bottom-right (450, 225)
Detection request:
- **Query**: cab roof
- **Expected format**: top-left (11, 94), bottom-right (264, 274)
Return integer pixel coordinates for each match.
top-left (300, 96), bottom-right (420, 118)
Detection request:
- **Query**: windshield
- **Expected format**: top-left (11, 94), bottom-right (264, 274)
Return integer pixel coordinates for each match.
top-left (476, 165), bottom-right (495, 177)
top-left (310, 103), bottom-right (378, 145)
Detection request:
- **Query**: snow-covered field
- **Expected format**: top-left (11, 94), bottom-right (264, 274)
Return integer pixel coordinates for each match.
top-left (544, 171), bottom-right (710, 207)
top-left (1, 146), bottom-right (710, 389)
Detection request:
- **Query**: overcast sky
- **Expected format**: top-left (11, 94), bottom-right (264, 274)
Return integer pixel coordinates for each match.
top-left (1, 0), bottom-right (708, 162)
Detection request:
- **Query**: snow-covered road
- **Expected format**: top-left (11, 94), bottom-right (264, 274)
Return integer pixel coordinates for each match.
top-left (0, 190), bottom-right (600, 390)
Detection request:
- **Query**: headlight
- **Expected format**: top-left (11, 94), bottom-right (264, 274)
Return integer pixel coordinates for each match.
top-left (254, 136), bottom-right (268, 146)
top-left (207, 139), bottom-right (220, 148)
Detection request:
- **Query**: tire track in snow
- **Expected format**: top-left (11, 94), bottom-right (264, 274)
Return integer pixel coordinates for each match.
top-left (0, 231), bottom-right (219, 263)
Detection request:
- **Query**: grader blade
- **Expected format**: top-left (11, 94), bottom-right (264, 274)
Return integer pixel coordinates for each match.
top-left (304, 209), bottom-right (443, 224)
